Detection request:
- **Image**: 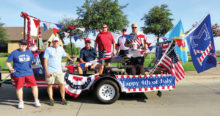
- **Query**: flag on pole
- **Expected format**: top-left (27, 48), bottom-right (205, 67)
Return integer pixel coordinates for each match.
top-left (165, 20), bottom-right (188, 64)
top-left (158, 41), bottom-right (185, 82)
top-left (185, 14), bottom-right (217, 73)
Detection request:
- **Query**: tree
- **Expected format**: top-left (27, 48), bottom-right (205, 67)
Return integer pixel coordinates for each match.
top-left (0, 19), bottom-right (8, 43)
top-left (76, 0), bottom-right (129, 32)
top-left (142, 4), bottom-right (173, 43)
top-left (58, 17), bottom-right (81, 57)
top-left (185, 22), bottom-right (220, 37)
top-left (212, 23), bottom-right (220, 37)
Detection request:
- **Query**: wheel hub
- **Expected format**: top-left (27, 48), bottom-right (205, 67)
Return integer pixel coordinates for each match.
top-left (99, 84), bottom-right (115, 100)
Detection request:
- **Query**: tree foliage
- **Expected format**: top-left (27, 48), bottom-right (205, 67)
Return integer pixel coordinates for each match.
top-left (212, 23), bottom-right (220, 37)
top-left (0, 19), bottom-right (9, 43)
top-left (142, 4), bottom-right (173, 43)
top-left (76, 0), bottom-right (129, 32)
top-left (58, 18), bottom-right (81, 56)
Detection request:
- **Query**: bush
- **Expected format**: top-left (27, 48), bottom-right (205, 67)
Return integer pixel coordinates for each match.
top-left (0, 53), bottom-right (9, 57)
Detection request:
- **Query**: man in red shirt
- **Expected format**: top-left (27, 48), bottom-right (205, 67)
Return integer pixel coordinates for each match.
top-left (95, 24), bottom-right (115, 68)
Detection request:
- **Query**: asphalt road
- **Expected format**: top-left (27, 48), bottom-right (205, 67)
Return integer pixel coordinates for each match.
top-left (0, 76), bottom-right (220, 116)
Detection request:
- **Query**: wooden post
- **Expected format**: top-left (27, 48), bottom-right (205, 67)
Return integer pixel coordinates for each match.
top-left (23, 17), bottom-right (26, 40)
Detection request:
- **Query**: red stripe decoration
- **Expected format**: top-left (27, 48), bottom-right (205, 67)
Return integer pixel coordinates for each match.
top-left (12, 80), bottom-right (60, 88)
top-left (116, 74), bottom-right (172, 78)
top-left (193, 41), bottom-right (216, 65)
top-left (120, 86), bottom-right (175, 93)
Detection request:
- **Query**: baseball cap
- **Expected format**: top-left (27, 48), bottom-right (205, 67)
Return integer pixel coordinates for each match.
top-left (122, 28), bottom-right (127, 31)
top-left (84, 38), bottom-right (91, 43)
top-left (52, 37), bottom-right (59, 42)
top-left (102, 24), bottom-right (108, 28)
top-left (19, 39), bottom-right (27, 45)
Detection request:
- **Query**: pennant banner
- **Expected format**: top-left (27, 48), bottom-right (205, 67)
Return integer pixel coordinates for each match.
top-left (33, 19), bottom-right (40, 28)
top-left (43, 23), bottom-right (48, 31)
top-left (53, 28), bottom-right (59, 35)
top-left (186, 14), bottom-right (217, 73)
top-left (55, 24), bottom-right (63, 29)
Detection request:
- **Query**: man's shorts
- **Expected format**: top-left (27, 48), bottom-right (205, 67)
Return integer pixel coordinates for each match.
top-left (46, 72), bottom-right (65, 84)
top-left (99, 50), bottom-right (112, 63)
top-left (119, 50), bottom-right (129, 56)
top-left (12, 75), bottom-right (37, 90)
top-left (130, 57), bottom-right (145, 65)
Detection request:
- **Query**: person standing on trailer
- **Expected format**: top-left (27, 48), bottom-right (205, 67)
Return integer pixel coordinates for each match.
top-left (6, 39), bottom-right (41, 109)
top-left (95, 24), bottom-right (116, 72)
top-left (44, 37), bottom-right (76, 106)
top-left (116, 28), bottom-right (129, 56)
top-left (125, 24), bottom-right (148, 75)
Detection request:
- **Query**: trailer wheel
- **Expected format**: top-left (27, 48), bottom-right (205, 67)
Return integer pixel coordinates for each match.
top-left (95, 79), bottom-right (119, 104)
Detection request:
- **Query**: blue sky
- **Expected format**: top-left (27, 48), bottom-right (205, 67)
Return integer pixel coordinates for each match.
top-left (1, 0), bottom-right (220, 49)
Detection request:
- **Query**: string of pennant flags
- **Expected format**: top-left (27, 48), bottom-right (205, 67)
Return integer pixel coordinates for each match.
top-left (21, 12), bottom-right (168, 45)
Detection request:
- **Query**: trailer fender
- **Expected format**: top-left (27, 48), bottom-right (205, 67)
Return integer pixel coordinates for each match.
top-left (90, 75), bottom-right (122, 92)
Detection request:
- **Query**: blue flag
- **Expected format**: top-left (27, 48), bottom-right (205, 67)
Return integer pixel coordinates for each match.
top-left (43, 23), bottom-right (47, 31)
top-left (185, 14), bottom-right (217, 73)
top-left (55, 24), bottom-right (63, 29)
top-left (124, 35), bottom-right (132, 40)
top-left (165, 20), bottom-right (188, 64)
top-left (73, 36), bottom-right (79, 42)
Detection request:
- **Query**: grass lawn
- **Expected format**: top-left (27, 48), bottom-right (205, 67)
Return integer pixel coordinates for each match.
top-left (0, 57), bottom-right (9, 72)
top-left (0, 53), bottom-right (219, 72)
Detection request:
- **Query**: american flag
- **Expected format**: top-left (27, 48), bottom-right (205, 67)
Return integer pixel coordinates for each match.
top-left (128, 34), bottom-right (147, 48)
top-left (99, 50), bottom-right (112, 58)
top-left (159, 42), bottom-right (185, 82)
top-left (162, 42), bottom-right (171, 54)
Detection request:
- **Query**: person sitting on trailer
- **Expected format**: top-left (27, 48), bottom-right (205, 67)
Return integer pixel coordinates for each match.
top-left (78, 38), bottom-right (104, 75)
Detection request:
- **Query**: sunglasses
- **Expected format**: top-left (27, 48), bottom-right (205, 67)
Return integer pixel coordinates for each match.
top-left (132, 27), bottom-right (137, 29)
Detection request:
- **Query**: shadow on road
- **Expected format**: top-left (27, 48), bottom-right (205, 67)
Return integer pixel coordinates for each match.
top-left (0, 83), bottom-right (150, 107)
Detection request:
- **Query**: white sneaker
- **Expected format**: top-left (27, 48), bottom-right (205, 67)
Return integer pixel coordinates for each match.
top-left (35, 99), bottom-right (41, 107)
top-left (18, 101), bottom-right (24, 109)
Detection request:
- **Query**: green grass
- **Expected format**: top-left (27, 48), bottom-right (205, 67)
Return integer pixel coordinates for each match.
top-left (0, 53), bottom-right (219, 72)
top-left (0, 57), bottom-right (9, 72)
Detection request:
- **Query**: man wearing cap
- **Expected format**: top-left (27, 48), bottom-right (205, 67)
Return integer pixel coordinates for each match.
top-left (78, 38), bottom-right (103, 75)
top-left (6, 39), bottom-right (41, 109)
top-left (95, 24), bottom-right (116, 69)
top-left (44, 37), bottom-right (75, 106)
top-left (125, 24), bottom-right (148, 75)
top-left (116, 28), bottom-right (129, 56)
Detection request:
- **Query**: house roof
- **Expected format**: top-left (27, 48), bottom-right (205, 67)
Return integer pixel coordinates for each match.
top-left (4, 27), bottom-right (53, 42)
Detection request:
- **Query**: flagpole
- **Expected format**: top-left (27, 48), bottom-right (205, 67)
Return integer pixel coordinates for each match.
top-left (20, 12), bottom-right (26, 40)
top-left (69, 35), bottom-right (73, 57)
top-left (149, 40), bottom-right (174, 74)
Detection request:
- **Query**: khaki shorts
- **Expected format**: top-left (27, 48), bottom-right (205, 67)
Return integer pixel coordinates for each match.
top-left (46, 72), bottom-right (65, 84)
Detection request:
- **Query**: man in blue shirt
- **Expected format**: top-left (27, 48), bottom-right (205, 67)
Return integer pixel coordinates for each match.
top-left (6, 39), bottom-right (41, 109)
top-left (44, 37), bottom-right (75, 106)
top-left (78, 38), bottom-right (103, 75)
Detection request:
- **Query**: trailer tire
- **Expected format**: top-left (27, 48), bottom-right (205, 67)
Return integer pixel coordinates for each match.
top-left (94, 79), bottom-right (119, 104)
